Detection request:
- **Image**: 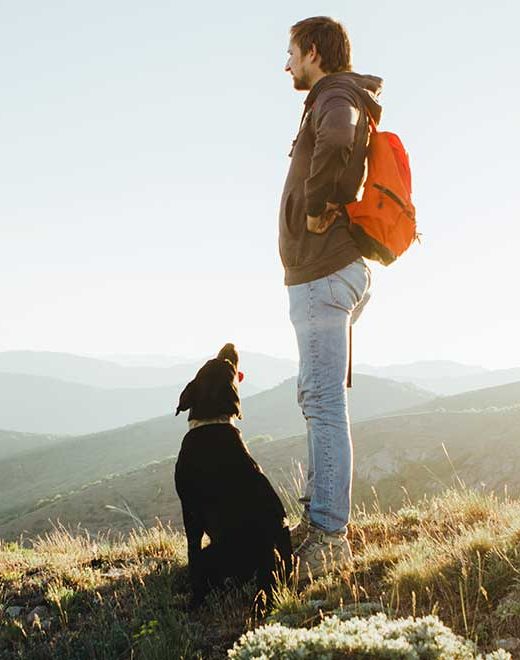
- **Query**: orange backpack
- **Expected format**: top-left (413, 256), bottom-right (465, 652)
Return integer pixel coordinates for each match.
top-left (346, 115), bottom-right (419, 265)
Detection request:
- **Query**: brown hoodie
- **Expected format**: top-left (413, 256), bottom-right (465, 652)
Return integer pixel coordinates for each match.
top-left (278, 72), bottom-right (383, 286)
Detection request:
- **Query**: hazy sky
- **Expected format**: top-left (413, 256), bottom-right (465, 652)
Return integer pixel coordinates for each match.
top-left (1, 1), bottom-right (518, 368)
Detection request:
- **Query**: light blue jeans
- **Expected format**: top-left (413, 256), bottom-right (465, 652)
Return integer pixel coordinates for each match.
top-left (288, 258), bottom-right (371, 534)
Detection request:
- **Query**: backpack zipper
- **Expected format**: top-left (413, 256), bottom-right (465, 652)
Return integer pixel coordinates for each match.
top-left (373, 183), bottom-right (413, 218)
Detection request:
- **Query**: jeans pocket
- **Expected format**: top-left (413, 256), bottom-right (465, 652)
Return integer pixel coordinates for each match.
top-left (327, 259), bottom-right (370, 312)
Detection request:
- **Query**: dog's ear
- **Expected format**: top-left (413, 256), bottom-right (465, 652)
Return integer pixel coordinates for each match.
top-left (175, 380), bottom-right (197, 416)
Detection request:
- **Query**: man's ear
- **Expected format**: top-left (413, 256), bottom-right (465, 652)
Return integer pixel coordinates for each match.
top-left (309, 43), bottom-right (319, 63)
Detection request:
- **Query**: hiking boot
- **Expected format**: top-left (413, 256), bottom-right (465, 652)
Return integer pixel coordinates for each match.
top-left (290, 509), bottom-right (310, 549)
top-left (295, 525), bottom-right (353, 584)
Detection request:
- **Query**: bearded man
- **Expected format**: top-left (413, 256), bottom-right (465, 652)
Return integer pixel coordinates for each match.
top-left (279, 16), bottom-right (382, 579)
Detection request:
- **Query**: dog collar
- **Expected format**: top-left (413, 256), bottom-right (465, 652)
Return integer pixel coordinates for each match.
top-left (188, 416), bottom-right (237, 430)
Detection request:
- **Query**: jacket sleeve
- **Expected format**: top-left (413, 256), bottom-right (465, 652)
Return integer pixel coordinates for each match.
top-left (305, 93), bottom-right (360, 217)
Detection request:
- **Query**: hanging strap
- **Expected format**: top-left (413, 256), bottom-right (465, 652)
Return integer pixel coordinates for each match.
top-left (347, 324), bottom-right (353, 388)
top-left (368, 112), bottom-right (377, 133)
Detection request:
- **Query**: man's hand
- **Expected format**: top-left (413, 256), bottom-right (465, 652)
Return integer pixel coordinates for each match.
top-left (306, 202), bottom-right (342, 234)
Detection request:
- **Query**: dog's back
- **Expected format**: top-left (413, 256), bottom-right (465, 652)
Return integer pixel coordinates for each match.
top-left (176, 423), bottom-right (287, 541)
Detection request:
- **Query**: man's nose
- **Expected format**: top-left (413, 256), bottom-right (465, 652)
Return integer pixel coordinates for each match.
top-left (284, 60), bottom-right (291, 72)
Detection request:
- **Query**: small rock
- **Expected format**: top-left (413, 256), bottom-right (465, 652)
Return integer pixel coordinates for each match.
top-left (101, 567), bottom-right (125, 578)
top-left (5, 606), bottom-right (23, 619)
top-left (496, 638), bottom-right (520, 652)
top-left (27, 606), bottom-right (49, 625)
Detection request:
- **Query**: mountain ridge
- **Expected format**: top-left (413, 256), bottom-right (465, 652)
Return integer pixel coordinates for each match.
top-left (0, 374), bottom-right (436, 531)
top-left (0, 350), bottom-right (297, 391)
top-left (357, 360), bottom-right (520, 395)
top-left (3, 378), bottom-right (520, 541)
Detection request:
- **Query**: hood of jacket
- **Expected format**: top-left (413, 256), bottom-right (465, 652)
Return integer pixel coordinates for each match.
top-left (304, 71), bottom-right (383, 125)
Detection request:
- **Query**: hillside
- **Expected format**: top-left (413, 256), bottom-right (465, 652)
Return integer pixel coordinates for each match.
top-left (243, 374), bottom-right (434, 436)
top-left (0, 350), bottom-right (297, 391)
top-left (351, 406), bottom-right (520, 508)
top-left (406, 380), bottom-right (520, 414)
top-left (357, 360), bottom-right (520, 396)
top-left (0, 429), bottom-right (69, 462)
top-left (0, 372), bottom-right (258, 435)
top-left (0, 435), bottom-right (306, 541)
top-left (357, 360), bottom-right (487, 383)
top-left (93, 353), bottom-right (188, 367)
top-left (430, 368), bottom-right (520, 396)
top-left (0, 369), bottom-right (432, 437)
top-left (0, 374), bottom-right (433, 530)
top-left (0, 488), bottom-right (517, 658)
top-left (4, 398), bottom-right (520, 541)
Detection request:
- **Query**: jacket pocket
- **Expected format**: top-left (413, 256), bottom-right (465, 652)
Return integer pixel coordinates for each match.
top-left (279, 190), bottom-right (303, 267)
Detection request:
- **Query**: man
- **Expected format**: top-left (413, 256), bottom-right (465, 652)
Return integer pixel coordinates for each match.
top-left (279, 16), bottom-right (382, 579)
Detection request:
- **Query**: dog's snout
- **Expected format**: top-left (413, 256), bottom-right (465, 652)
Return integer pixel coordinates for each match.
top-left (217, 343), bottom-right (239, 367)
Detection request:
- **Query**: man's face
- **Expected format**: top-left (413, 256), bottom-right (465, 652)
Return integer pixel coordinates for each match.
top-left (285, 40), bottom-right (312, 91)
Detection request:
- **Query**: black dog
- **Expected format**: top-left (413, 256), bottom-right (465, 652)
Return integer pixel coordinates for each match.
top-left (174, 343), bottom-right (292, 606)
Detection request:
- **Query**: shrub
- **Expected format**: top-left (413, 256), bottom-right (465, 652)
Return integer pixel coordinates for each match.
top-left (228, 612), bottom-right (510, 659)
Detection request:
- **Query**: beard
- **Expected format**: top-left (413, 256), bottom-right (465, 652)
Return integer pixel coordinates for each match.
top-left (292, 73), bottom-right (311, 91)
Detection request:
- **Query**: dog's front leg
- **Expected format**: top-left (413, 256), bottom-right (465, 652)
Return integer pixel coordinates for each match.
top-left (181, 504), bottom-right (206, 605)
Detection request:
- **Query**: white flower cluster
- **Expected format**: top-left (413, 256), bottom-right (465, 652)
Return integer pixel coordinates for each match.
top-left (228, 612), bottom-right (511, 659)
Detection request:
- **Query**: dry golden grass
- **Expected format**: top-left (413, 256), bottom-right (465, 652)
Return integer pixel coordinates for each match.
top-left (2, 485), bottom-right (520, 658)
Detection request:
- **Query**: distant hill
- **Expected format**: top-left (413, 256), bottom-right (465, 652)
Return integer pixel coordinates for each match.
top-left (357, 360), bottom-right (487, 382)
top-left (0, 374), bottom-right (434, 531)
top-left (0, 372), bottom-right (259, 435)
top-left (0, 429), bottom-right (69, 462)
top-left (405, 380), bottom-right (520, 414)
top-left (0, 350), bottom-right (297, 391)
top-left (92, 353), bottom-right (188, 367)
top-left (241, 374), bottom-right (434, 440)
top-left (0, 436), bottom-right (307, 540)
top-left (427, 368), bottom-right (520, 396)
top-left (351, 408), bottom-right (520, 506)
top-left (357, 360), bottom-right (520, 395)
top-left (4, 400), bottom-right (520, 540)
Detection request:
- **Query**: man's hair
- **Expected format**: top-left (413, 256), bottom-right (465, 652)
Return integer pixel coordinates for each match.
top-left (290, 16), bottom-right (352, 73)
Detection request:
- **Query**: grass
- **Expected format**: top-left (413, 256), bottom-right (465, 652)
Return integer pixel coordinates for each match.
top-left (2, 486), bottom-right (520, 658)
